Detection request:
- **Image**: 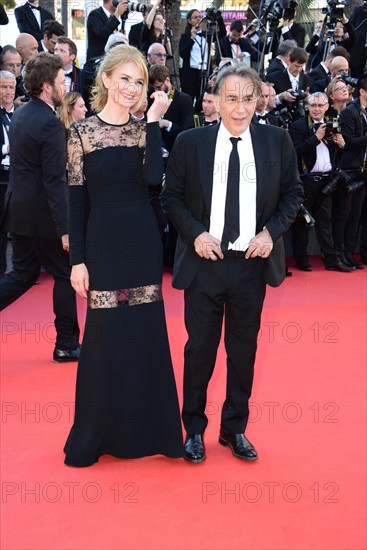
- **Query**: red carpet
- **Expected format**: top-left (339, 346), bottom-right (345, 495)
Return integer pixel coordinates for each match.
top-left (1, 257), bottom-right (366, 549)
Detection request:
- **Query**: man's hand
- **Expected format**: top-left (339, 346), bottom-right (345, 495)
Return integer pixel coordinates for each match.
top-left (194, 231), bottom-right (224, 261)
top-left (14, 96), bottom-right (26, 107)
top-left (61, 234), bottom-right (69, 252)
top-left (279, 89), bottom-right (296, 103)
top-left (315, 123), bottom-right (327, 141)
top-left (115, 0), bottom-right (128, 18)
top-left (71, 263), bottom-right (89, 299)
top-left (245, 228), bottom-right (273, 259)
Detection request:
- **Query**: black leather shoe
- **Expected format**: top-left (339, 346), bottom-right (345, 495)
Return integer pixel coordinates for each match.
top-left (344, 253), bottom-right (364, 270)
top-left (53, 346), bottom-right (81, 363)
top-left (219, 430), bottom-right (258, 461)
top-left (184, 434), bottom-right (206, 463)
top-left (295, 261), bottom-right (312, 271)
top-left (324, 258), bottom-right (355, 272)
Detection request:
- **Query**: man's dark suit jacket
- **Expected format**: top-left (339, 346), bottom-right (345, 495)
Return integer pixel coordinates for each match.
top-left (289, 116), bottom-right (337, 174)
top-left (2, 98), bottom-right (67, 238)
top-left (338, 98), bottom-right (367, 171)
top-left (86, 7), bottom-right (120, 60)
top-left (266, 57), bottom-right (286, 77)
top-left (128, 20), bottom-right (145, 49)
top-left (270, 68), bottom-right (314, 95)
top-left (349, 5), bottom-right (367, 77)
top-left (160, 89), bottom-right (194, 152)
top-left (309, 63), bottom-right (329, 82)
top-left (161, 123), bottom-right (303, 289)
top-left (0, 108), bottom-right (12, 183)
top-left (14, 2), bottom-right (53, 42)
top-left (275, 22), bottom-right (305, 48)
top-left (215, 35), bottom-right (260, 66)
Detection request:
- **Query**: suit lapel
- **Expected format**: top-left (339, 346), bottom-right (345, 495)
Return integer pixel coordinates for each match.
top-left (199, 124), bottom-right (220, 213)
top-left (250, 124), bottom-right (272, 222)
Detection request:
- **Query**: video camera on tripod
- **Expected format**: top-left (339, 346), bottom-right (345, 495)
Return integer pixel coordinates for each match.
top-left (321, 0), bottom-right (347, 27)
top-left (263, 0), bottom-right (298, 30)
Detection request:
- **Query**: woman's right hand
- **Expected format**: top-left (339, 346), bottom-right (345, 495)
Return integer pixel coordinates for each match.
top-left (190, 26), bottom-right (198, 40)
top-left (71, 263), bottom-right (89, 299)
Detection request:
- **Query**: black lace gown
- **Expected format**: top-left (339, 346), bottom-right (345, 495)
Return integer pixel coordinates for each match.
top-left (64, 115), bottom-right (183, 466)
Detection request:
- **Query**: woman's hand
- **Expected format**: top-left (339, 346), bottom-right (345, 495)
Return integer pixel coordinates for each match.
top-left (71, 263), bottom-right (89, 299)
top-left (146, 91), bottom-right (172, 123)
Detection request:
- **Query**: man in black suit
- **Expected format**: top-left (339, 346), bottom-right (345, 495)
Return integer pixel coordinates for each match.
top-left (309, 46), bottom-right (349, 82)
top-left (162, 65), bottom-right (303, 463)
top-left (215, 20), bottom-right (260, 67)
top-left (332, 72), bottom-right (367, 269)
top-left (0, 53), bottom-right (80, 362)
top-left (55, 37), bottom-right (82, 94)
top-left (38, 19), bottom-right (65, 53)
top-left (0, 70), bottom-right (16, 276)
top-left (128, 7), bottom-right (152, 49)
top-left (253, 81), bottom-right (280, 126)
top-left (312, 55), bottom-right (349, 93)
top-left (149, 64), bottom-right (193, 153)
top-left (348, 2), bottom-right (367, 78)
top-left (86, 0), bottom-right (128, 60)
top-left (289, 92), bottom-right (354, 272)
top-left (265, 39), bottom-right (297, 76)
top-left (15, 0), bottom-right (53, 42)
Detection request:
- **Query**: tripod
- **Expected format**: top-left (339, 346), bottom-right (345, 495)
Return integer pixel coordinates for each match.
top-left (161, 3), bottom-right (179, 89)
top-left (199, 19), bottom-right (221, 95)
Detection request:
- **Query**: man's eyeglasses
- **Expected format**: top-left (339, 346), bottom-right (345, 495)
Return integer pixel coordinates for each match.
top-left (152, 53), bottom-right (167, 58)
top-left (308, 103), bottom-right (328, 108)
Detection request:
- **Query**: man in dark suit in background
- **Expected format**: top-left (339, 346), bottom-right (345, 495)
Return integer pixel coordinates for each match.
top-left (348, 2), bottom-right (367, 78)
top-left (55, 36), bottom-right (82, 94)
top-left (0, 53), bottom-right (80, 363)
top-left (15, 0), bottom-right (53, 42)
top-left (38, 19), bottom-right (65, 53)
top-left (86, 0), bottom-right (128, 60)
top-left (128, 6), bottom-right (152, 49)
top-left (162, 66), bottom-right (303, 464)
top-left (266, 39), bottom-right (297, 76)
top-left (215, 20), bottom-right (260, 67)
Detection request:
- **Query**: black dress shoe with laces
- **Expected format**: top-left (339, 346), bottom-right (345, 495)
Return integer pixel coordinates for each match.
top-left (53, 346), bottom-right (81, 363)
top-left (184, 434), bottom-right (206, 463)
top-left (295, 261), bottom-right (312, 271)
top-left (219, 430), bottom-right (258, 461)
top-left (344, 253), bottom-right (364, 270)
top-left (324, 258), bottom-right (355, 272)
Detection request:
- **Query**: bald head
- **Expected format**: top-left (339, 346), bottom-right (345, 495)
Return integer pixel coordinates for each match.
top-left (15, 33), bottom-right (39, 62)
top-left (147, 43), bottom-right (167, 66)
top-left (331, 56), bottom-right (349, 77)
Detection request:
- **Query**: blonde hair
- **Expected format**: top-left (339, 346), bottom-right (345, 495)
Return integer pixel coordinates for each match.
top-left (90, 44), bottom-right (148, 113)
top-left (58, 92), bottom-right (83, 130)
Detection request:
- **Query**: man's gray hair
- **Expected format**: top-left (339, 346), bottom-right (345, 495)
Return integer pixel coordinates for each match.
top-left (307, 92), bottom-right (328, 104)
top-left (104, 32), bottom-right (129, 52)
top-left (277, 39), bottom-right (297, 56)
top-left (212, 65), bottom-right (262, 99)
top-left (0, 70), bottom-right (16, 80)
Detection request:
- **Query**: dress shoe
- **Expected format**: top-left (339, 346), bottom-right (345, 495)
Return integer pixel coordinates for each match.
top-left (324, 258), bottom-right (355, 272)
top-left (184, 434), bottom-right (206, 463)
top-left (344, 253), bottom-right (364, 270)
top-left (219, 430), bottom-right (258, 461)
top-left (295, 261), bottom-right (312, 271)
top-left (53, 346), bottom-right (81, 363)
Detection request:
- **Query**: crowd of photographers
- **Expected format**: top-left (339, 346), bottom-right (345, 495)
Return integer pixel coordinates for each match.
top-left (0, 0), bottom-right (366, 275)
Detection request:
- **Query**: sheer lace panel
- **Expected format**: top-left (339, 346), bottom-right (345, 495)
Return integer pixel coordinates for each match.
top-left (68, 115), bottom-right (147, 186)
top-left (88, 284), bottom-right (162, 309)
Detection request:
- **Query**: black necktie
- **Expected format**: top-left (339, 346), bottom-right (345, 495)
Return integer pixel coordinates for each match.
top-left (222, 137), bottom-right (241, 252)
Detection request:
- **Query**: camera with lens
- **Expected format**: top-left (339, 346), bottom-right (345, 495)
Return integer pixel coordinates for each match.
top-left (321, 0), bottom-right (346, 26)
top-left (291, 89), bottom-right (307, 100)
top-left (112, 0), bottom-right (146, 17)
top-left (297, 204), bottom-right (315, 227)
top-left (324, 120), bottom-right (341, 139)
top-left (338, 72), bottom-right (358, 88)
top-left (205, 6), bottom-right (222, 23)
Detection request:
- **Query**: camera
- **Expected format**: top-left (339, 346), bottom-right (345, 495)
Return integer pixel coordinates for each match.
top-left (297, 204), bottom-right (315, 227)
top-left (112, 1), bottom-right (146, 14)
top-left (325, 120), bottom-right (341, 139)
top-left (205, 6), bottom-right (222, 23)
top-left (321, 0), bottom-right (346, 26)
top-left (339, 72), bottom-right (358, 88)
top-left (291, 89), bottom-right (307, 100)
top-left (321, 172), bottom-right (340, 195)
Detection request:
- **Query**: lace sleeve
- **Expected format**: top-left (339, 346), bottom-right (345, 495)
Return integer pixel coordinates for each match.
top-left (68, 123), bottom-right (87, 265)
top-left (68, 123), bottom-right (84, 186)
top-left (142, 121), bottom-right (164, 186)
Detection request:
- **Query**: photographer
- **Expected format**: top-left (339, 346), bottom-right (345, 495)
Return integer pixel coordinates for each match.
top-left (179, 8), bottom-right (226, 103)
top-left (140, 0), bottom-right (171, 56)
top-left (215, 20), bottom-right (260, 68)
top-left (331, 72), bottom-right (367, 269)
top-left (266, 39), bottom-right (297, 76)
top-left (86, 0), bottom-right (128, 60)
top-left (306, 14), bottom-right (356, 69)
top-left (289, 92), bottom-right (352, 271)
top-left (326, 76), bottom-right (351, 118)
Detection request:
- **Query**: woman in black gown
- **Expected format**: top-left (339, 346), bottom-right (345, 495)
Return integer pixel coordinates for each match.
top-left (64, 45), bottom-right (183, 467)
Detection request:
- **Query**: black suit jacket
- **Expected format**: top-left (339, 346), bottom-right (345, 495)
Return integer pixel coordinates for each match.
top-left (275, 22), bottom-right (305, 48)
top-left (349, 5), bottom-right (367, 78)
top-left (266, 57), bottom-right (286, 77)
top-left (160, 89), bottom-right (194, 152)
top-left (215, 35), bottom-right (260, 66)
top-left (14, 2), bottom-right (53, 42)
top-left (289, 116), bottom-right (338, 174)
top-left (161, 123), bottom-right (303, 289)
top-left (309, 63), bottom-right (329, 82)
top-left (128, 20), bottom-right (145, 49)
top-left (338, 98), bottom-right (367, 171)
top-left (270, 68), bottom-right (314, 95)
top-left (86, 7), bottom-right (120, 60)
top-left (2, 98), bottom-right (67, 237)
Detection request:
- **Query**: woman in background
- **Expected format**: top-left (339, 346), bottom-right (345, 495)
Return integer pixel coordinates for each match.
top-left (58, 92), bottom-right (87, 130)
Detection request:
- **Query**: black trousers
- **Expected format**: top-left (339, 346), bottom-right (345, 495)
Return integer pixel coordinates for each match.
top-left (180, 68), bottom-right (202, 103)
top-left (0, 234), bottom-right (79, 350)
top-left (332, 180), bottom-right (367, 254)
top-left (182, 255), bottom-right (266, 435)
top-left (0, 183), bottom-right (8, 276)
top-left (292, 175), bottom-right (336, 261)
